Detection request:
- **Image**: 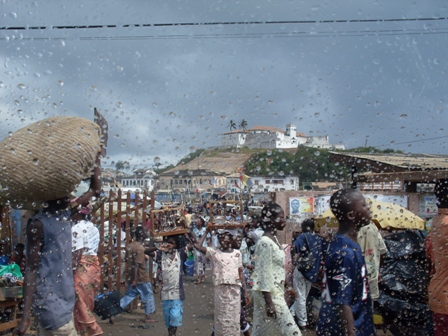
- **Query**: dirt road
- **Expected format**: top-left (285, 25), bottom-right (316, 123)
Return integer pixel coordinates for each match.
top-left (98, 270), bottom-right (389, 336)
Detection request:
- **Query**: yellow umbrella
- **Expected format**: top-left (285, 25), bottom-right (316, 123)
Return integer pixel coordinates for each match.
top-left (315, 199), bottom-right (425, 231)
top-left (315, 208), bottom-right (340, 229)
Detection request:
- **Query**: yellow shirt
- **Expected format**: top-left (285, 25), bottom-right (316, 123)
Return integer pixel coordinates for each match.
top-left (184, 214), bottom-right (193, 228)
top-left (357, 222), bottom-right (387, 299)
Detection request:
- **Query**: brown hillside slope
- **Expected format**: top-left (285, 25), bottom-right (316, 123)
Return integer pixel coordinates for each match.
top-left (165, 151), bottom-right (253, 175)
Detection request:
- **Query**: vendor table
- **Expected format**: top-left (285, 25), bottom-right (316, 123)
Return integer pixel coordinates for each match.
top-left (0, 298), bottom-right (20, 332)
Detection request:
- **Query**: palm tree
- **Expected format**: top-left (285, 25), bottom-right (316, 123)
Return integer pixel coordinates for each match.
top-left (228, 120), bottom-right (237, 131)
top-left (239, 119), bottom-right (248, 130)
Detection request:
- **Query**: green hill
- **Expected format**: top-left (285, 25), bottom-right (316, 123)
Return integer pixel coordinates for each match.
top-left (161, 146), bottom-right (402, 185)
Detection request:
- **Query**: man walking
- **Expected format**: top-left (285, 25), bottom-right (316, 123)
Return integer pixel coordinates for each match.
top-left (120, 226), bottom-right (157, 323)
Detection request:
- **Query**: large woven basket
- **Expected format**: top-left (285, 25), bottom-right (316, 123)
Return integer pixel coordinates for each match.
top-left (0, 116), bottom-right (101, 206)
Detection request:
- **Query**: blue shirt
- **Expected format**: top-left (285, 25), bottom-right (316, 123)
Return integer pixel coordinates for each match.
top-left (293, 232), bottom-right (327, 282)
top-left (31, 211), bottom-right (76, 330)
top-left (317, 234), bottom-right (375, 336)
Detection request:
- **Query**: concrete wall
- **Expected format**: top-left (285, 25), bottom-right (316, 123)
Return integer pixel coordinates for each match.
top-left (222, 134), bottom-right (245, 147)
top-left (222, 129), bottom-right (343, 150)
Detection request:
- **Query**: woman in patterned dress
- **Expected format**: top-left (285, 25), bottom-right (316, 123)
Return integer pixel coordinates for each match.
top-left (251, 202), bottom-right (301, 336)
top-left (195, 227), bottom-right (249, 336)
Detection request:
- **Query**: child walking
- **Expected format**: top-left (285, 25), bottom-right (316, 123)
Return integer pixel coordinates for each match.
top-left (146, 234), bottom-right (187, 336)
top-left (194, 227), bottom-right (249, 336)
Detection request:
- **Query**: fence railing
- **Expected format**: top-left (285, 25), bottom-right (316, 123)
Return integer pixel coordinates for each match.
top-left (94, 189), bottom-right (153, 293)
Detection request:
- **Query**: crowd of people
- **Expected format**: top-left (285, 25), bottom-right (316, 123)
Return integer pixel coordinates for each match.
top-left (7, 128), bottom-right (447, 336)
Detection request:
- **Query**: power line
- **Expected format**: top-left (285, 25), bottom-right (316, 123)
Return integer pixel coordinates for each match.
top-left (1, 16), bottom-right (447, 31)
top-left (2, 26), bottom-right (448, 42)
top-left (374, 135), bottom-right (448, 148)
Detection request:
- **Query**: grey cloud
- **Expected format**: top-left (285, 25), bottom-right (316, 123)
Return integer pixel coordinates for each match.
top-left (1, 0), bottom-right (448, 167)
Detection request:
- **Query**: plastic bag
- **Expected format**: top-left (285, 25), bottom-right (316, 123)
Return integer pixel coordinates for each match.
top-left (0, 263), bottom-right (22, 278)
top-left (377, 230), bottom-right (432, 335)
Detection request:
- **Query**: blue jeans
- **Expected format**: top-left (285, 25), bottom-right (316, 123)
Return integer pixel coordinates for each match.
top-left (120, 282), bottom-right (156, 315)
top-left (162, 300), bottom-right (184, 328)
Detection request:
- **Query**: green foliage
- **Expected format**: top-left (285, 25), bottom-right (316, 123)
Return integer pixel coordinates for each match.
top-left (341, 146), bottom-right (403, 154)
top-left (177, 148), bottom-right (206, 166)
top-left (293, 147), bottom-right (349, 183)
top-left (115, 160), bottom-right (125, 172)
top-left (173, 145), bottom-right (401, 186)
top-left (244, 148), bottom-right (350, 184)
top-left (155, 164), bottom-right (175, 174)
top-left (239, 119), bottom-right (248, 130)
top-left (228, 120), bottom-right (237, 131)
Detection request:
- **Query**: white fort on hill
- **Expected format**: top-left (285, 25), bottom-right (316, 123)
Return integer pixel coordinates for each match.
top-left (221, 124), bottom-right (345, 150)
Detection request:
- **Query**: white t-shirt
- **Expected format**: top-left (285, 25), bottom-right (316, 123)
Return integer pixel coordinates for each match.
top-left (72, 220), bottom-right (100, 256)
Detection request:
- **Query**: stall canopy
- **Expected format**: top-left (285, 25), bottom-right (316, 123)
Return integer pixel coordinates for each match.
top-left (329, 152), bottom-right (448, 183)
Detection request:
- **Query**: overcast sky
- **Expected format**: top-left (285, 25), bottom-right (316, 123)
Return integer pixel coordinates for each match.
top-left (1, 0), bottom-right (448, 169)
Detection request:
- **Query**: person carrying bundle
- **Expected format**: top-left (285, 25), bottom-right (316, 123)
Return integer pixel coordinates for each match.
top-left (14, 110), bottom-right (107, 336)
top-left (194, 227), bottom-right (249, 336)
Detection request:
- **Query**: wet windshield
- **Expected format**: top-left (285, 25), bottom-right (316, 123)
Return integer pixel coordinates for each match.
top-left (1, 1), bottom-right (446, 336)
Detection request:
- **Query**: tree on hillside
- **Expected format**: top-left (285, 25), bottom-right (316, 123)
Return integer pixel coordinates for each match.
top-left (153, 162), bottom-right (162, 170)
top-left (154, 164), bottom-right (175, 175)
top-left (239, 119), bottom-right (248, 130)
top-left (228, 120), bottom-right (237, 131)
top-left (243, 148), bottom-right (350, 184)
top-left (115, 160), bottom-right (125, 172)
top-left (344, 146), bottom-right (403, 154)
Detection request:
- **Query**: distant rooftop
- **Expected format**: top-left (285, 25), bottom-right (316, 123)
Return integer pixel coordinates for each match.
top-left (223, 125), bottom-right (307, 138)
top-left (330, 152), bottom-right (448, 183)
top-left (330, 152), bottom-right (448, 172)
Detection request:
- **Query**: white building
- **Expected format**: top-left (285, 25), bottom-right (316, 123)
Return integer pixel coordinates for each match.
top-left (119, 169), bottom-right (157, 192)
top-left (304, 135), bottom-right (345, 150)
top-left (221, 124), bottom-right (345, 150)
top-left (226, 173), bottom-right (299, 193)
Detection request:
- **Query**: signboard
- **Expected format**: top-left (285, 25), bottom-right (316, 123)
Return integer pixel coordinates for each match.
top-left (315, 195), bottom-right (332, 215)
top-left (424, 196), bottom-right (438, 215)
top-left (289, 196), bottom-right (314, 214)
top-left (418, 194), bottom-right (438, 217)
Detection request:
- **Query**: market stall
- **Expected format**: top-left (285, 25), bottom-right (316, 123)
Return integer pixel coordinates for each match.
top-left (0, 207), bottom-right (24, 333)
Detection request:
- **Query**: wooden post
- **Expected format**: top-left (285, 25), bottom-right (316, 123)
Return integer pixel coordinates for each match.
top-left (134, 191), bottom-right (140, 229)
top-left (98, 195), bottom-right (105, 294)
top-left (107, 193), bottom-right (114, 291)
top-left (142, 190), bottom-right (148, 232)
top-left (116, 189), bottom-right (122, 292)
top-left (1, 206), bottom-right (11, 256)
